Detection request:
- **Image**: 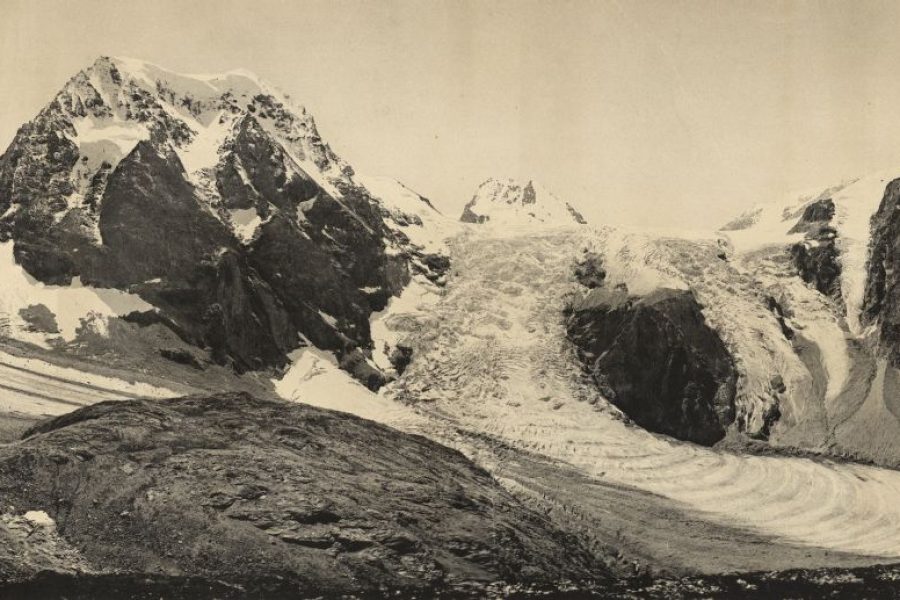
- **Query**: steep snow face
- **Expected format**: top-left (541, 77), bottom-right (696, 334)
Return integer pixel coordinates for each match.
top-left (355, 174), bottom-right (461, 254)
top-left (721, 171), bottom-right (896, 334)
top-left (460, 178), bottom-right (587, 228)
top-left (272, 345), bottom-right (426, 430)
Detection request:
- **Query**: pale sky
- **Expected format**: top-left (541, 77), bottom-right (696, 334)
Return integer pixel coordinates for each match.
top-left (3, 0), bottom-right (900, 228)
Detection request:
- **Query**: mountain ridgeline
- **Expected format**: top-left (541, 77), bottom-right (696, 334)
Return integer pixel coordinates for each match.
top-left (8, 57), bottom-right (900, 460)
top-left (11, 56), bottom-right (900, 598)
top-left (0, 57), bottom-right (446, 384)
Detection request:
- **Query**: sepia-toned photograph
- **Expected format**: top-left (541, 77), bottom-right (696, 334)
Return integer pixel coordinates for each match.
top-left (2, 0), bottom-right (900, 597)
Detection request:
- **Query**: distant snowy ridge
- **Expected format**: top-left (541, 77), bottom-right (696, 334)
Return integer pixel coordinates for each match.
top-left (720, 170), bottom-right (897, 334)
top-left (460, 178), bottom-right (587, 228)
top-left (355, 174), bottom-right (460, 255)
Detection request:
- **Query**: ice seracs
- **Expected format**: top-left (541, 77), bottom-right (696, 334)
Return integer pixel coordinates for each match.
top-left (460, 178), bottom-right (587, 228)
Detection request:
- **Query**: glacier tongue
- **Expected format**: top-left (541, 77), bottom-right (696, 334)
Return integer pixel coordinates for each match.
top-left (379, 225), bottom-right (900, 558)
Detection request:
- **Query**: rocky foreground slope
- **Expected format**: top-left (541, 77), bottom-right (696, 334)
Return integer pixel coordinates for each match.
top-left (6, 391), bottom-right (900, 599)
top-left (0, 392), bottom-right (606, 597)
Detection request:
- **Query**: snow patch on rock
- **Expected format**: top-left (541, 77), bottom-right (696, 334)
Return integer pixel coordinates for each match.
top-left (228, 207), bottom-right (262, 243)
top-left (273, 346), bottom-right (422, 429)
top-left (0, 242), bottom-right (153, 346)
top-left (461, 178), bottom-right (587, 229)
top-left (23, 510), bottom-right (55, 529)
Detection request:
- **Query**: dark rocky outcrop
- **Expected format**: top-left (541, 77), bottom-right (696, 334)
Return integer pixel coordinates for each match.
top-left (460, 201), bottom-right (488, 224)
top-left (0, 393), bottom-right (606, 596)
top-left (389, 344), bottom-right (414, 375)
top-left (566, 287), bottom-right (737, 445)
top-left (788, 198), bottom-right (842, 303)
top-left (9, 557), bottom-right (900, 600)
top-left (17, 304), bottom-right (60, 335)
top-left (864, 178), bottom-right (900, 365)
top-left (765, 295), bottom-right (795, 341)
top-left (574, 253), bottom-right (606, 289)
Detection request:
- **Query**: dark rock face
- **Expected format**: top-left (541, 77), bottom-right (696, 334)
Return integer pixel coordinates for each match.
top-left (0, 393), bottom-right (606, 596)
top-left (218, 116), bottom-right (304, 213)
top-left (0, 58), bottom-right (423, 383)
top-left (574, 253), bottom-right (606, 289)
top-left (864, 178), bottom-right (900, 365)
top-left (567, 288), bottom-right (737, 445)
top-left (788, 198), bottom-right (842, 303)
top-left (96, 142), bottom-right (232, 285)
top-left (460, 200), bottom-right (488, 224)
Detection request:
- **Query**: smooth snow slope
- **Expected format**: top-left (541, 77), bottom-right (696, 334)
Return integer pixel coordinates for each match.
top-left (0, 351), bottom-right (177, 417)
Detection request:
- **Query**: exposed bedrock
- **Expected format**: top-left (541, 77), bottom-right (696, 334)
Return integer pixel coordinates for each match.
top-left (0, 56), bottom-right (438, 383)
top-left (0, 122), bottom-right (413, 381)
top-left (788, 198), bottom-right (842, 303)
top-left (0, 393), bottom-right (606, 596)
top-left (566, 287), bottom-right (737, 445)
top-left (864, 178), bottom-right (900, 366)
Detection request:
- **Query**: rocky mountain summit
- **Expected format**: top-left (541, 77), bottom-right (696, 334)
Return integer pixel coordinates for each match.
top-left (460, 178), bottom-right (587, 227)
top-left (0, 57), bottom-right (449, 384)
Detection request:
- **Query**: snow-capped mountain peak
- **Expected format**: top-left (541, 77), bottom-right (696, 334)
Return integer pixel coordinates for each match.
top-left (460, 177), bottom-right (587, 227)
top-left (0, 56), bottom-right (450, 380)
top-left (5, 54), bottom-right (362, 251)
top-left (105, 56), bottom-right (272, 101)
top-left (50, 55), bottom-right (349, 197)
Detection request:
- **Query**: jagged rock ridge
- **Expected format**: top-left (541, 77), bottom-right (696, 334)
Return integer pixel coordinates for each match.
top-left (0, 56), bottom-right (448, 380)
